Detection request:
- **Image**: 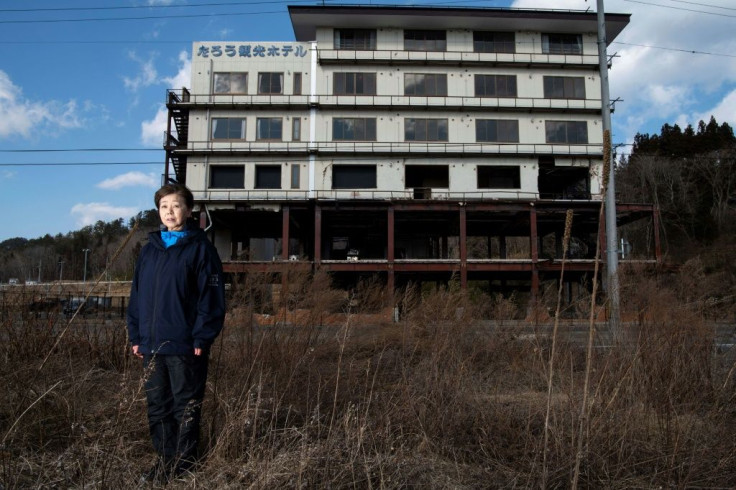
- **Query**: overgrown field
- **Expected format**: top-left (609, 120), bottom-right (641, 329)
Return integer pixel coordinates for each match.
top-left (1, 270), bottom-right (735, 489)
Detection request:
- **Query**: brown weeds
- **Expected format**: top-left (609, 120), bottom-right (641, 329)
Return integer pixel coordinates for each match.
top-left (0, 269), bottom-right (734, 488)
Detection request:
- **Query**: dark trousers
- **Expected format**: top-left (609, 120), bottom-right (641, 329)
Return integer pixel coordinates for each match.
top-left (143, 353), bottom-right (208, 468)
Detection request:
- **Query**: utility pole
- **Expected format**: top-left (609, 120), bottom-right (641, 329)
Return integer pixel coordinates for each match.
top-left (82, 248), bottom-right (90, 293)
top-left (596, 0), bottom-right (621, 337)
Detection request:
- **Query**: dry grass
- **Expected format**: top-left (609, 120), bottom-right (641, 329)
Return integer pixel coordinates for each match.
top-left (0, 271), bottom-right (735, 489)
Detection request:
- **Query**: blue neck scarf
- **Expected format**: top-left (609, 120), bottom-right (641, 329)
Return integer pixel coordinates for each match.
top-left (161, 230), bottom-right (190, 249)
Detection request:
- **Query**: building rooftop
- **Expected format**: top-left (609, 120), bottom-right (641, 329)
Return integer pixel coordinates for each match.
top-left (289, 5), bottom-right (630, 43)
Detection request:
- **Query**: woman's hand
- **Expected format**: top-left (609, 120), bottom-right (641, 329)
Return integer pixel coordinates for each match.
top-left (132, 345), bottom-right (143, 358)
top-left (194, 348), bottom-right (203, 356)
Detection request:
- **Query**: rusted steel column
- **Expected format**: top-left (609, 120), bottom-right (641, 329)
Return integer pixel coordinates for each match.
top-left (282, 205), bottom-right (290, 260)
top-left (388, 206), bottom-right (395, 293)
top-left (314, 204), bottom-right (322, 266)
top-left (530, 205), bottom-right (539, 299)
top-left (459, 206), bottom-right (467, 288)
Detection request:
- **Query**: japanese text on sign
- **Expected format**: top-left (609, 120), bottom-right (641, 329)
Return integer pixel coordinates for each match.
top-left (196, 44), bottom-right (308, 58)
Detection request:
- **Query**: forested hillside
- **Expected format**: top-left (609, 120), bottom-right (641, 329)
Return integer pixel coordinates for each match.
top-left (0, 209), bottom-right (160, 283)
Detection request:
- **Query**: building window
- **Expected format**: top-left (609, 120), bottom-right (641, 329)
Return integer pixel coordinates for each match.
top-left (476, 119), bottom-right (519, 143)
top-left (293, 73), bottom-right (302, 95)
top-left (210, 166), bottom-right (245, 189)
top-left (211, 118), bottom-right (245, 140)
top-left (405, 118), bottom-right (448, 141)
top-left (213, 72), bottom-right (247, 94)
top-left (474, 74), bottom-right (517, 97)
top-left (255, 165), bottom-right (281, 189)
top-left (333, 118), bottom-right (377, 141)
top-left (404, 29), bottom-right (446, 52)
top-left (543, 76), bottom-right (586, 99)
top-left (334, 29), bottom-right (376, 50)
top-left (257, 72), bottom-right (283, 94)
top-left (256, 117), bottom-right (283, 140)
top-left (333, 72), bottom-right (377, 95)
top-left (473, 31), bottom-right (515, 53)
top-left (542, 33), bottom-right (583, 55)
top-left (291, 164), bottom-right (300, 189)
top-left (477, 166), bottom-right (521, 189)
top-left (292, 118), bottom-right (301, 141)
top-left (545, 121), bottom-right (588, 144)
top-left (404, 73), bottom-right (448, 96)
top-left (332, 165), bottom-right (377, 189)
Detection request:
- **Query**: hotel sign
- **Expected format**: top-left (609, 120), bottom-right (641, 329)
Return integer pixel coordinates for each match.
top-left (196, 43), bottom-right (308, 59)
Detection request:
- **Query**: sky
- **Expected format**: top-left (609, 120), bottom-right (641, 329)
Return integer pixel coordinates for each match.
top-left (0, 0), bottom-right (734, 242)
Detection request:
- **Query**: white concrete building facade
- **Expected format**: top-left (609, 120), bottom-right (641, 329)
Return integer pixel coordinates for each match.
top-left (165, 5), bottom-right (657, 302)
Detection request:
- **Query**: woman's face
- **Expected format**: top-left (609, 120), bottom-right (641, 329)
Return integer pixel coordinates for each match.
top-left (158, 193), bottom-right (191, 231)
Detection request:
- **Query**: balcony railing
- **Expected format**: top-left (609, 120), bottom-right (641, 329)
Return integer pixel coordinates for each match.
top-left (193, 189), bottom-right (543, 202)
top-left (180, 140), bottom-right (604, 157)
top-left (317, 48), bottom-right (599, 67)
top-left (165, 89), bottom-right (601, 113)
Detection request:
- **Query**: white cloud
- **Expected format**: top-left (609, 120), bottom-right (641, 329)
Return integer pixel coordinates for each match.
top-left (162, 51), bottom-right (191, 91)
top-left (97, 171), bottom-right (158, 190)
top-left (0, 70), bottom-right (83, 139)
top-left (1, 170), bottom-right (16, 180)
top-left (511, 0), bottom-right (736, 143)
top-left (694, 89), bottom-right (736, 129)
top-left (123, 52), bottom-right (159, 92)
top-left (71, 202), bottom-right (140, 227)
top-left (139, 51), bottom-right (190, 146)
top-left (140, 105), bottom-right (170, 147)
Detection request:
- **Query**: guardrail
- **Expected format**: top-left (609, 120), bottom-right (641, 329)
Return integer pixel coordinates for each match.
top-left (165, 89), bottom-right (602, 112)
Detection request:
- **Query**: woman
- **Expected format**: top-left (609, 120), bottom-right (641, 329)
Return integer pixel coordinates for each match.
top-left (127, 183), bottom-right (225, 482)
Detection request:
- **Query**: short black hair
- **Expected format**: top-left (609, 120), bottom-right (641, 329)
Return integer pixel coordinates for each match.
top-left (154, 183), bottom-right (194, 210)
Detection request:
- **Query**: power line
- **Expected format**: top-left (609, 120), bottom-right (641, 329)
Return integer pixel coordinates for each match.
top-left (0, 0), bottom-right (310, 13)
top-left (665, 0), bottom-right (736, 11)
top-left (624, 0), bottom-right (736, 17)
top-left (0, 148), bottom-right (161, 153)
top-left (612, 41), bottom-right (736, 58)
top-left (0, 162), bottom-right (162, 167)
top-left (0, 9), bottom-right (284, 24)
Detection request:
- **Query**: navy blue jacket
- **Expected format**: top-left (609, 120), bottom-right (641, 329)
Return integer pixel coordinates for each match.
top-left (127, 226), bottom-right (226, 355)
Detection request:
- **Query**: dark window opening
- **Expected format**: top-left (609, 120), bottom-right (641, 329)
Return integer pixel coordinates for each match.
top-left (473, 31), bottom-right (515, 53)
top-left (332, 165), bottom-right (377, 189)
top-left (538, 160), bottom-right (590, 199)
top-left (210, 166), bottom-right (244, 189)
top-left (255, 165), bottom-right (281, 189)
top-left (404, 29), bottom-right (446, 51)
top-left (477, 166), bottom-right (520, 189)
top-left (405, 165), bottom-right (449, 189)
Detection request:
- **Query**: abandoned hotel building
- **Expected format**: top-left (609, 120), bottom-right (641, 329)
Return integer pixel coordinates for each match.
top-left (164, 5), bottom-right (659, 309)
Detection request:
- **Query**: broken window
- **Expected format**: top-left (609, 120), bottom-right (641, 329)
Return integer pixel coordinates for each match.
top-left (477, 166), bottom-right (520, 189)
top-left (332, 165), bottom-right (377, 189)
top-left (210, 166), bottom-right (245, 189)
top-left (405, 165), bottom-right (449, 188)
top-left (255, 165), bottom-right (281, 189)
